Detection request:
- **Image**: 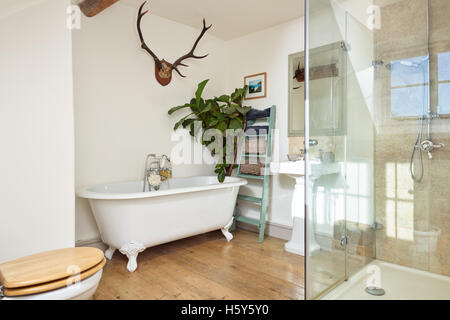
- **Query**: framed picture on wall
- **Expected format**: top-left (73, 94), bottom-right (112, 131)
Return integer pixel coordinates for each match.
top-left (244, 72), bottom-right (267, 100)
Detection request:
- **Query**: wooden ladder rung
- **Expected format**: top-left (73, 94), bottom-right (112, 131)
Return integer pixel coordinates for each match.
top-left (235, 216), bottom-right (260, 227)
top-left (242, 154), bottom-right (266, 158)
top-left (246, 134), bottom-right (268, 138)
top-left (237, 174), bottom-right (265, 180)
top-left (238, 194), bottom-right (262, 204)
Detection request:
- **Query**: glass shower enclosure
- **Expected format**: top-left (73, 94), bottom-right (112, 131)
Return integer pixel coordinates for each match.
top-left (304, 0), bottom-right (450, 299)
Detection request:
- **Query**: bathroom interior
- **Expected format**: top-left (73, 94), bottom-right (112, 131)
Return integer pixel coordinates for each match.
top-left (0, 0), bottom-right (449, 301)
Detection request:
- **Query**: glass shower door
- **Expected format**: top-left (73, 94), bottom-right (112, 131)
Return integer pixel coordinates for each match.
top-left (305, 0), bottom-right (349, 299)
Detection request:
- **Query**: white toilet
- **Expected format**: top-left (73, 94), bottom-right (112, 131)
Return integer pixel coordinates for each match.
top-left (0, 247), bottom-right (105, 300)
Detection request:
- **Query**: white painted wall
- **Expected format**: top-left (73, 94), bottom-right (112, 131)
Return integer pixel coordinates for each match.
top-left (73, 3), bottom-right (226, 243)
top-left (74, 6), bottom-right (305, 242)
top-left (224, 18), bottom-right (305, 228)
top-left (0, 0), bottom-right (75, 263)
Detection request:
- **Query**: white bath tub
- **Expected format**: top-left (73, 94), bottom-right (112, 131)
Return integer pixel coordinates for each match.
top-left (77, 176), bottom-right (247, 272)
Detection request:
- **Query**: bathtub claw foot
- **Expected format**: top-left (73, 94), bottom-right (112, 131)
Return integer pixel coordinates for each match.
top-left (104, 246), bottom-right (116, 260)
top-left (119, 242), bottom-right (145, 272)
top-left (221, 218), bottom-right (234, 242)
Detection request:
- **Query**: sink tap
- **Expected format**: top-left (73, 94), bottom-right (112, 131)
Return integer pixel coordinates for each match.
top-left (287, 149), bottom-right (305, 161)
top-left (307, 139), bottom-right (319, 147)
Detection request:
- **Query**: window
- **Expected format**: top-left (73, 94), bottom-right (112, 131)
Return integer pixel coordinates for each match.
top-left (390, 52), bottom-right (450, 117)
top-left (390, 55), bottom-right (429, 118)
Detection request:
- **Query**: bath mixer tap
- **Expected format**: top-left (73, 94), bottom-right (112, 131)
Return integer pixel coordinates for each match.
top-left (143, 154), bottom-right (172, 192)
top-left (143, 154), bottom-right (160, 192)
top-left (160, 155), bottom-right (172, 181)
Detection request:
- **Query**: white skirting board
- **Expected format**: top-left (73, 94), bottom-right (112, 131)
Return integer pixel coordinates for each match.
top-left (236, 221), bottom-right (292, 241)
top-left (76, 221), bottom-right (293, 252)
top-left (75, 238), bottom-right (107, 251)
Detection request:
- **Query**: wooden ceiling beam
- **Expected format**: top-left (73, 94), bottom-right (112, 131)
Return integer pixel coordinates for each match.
top-left (78, 0), bottom-right (121, 17)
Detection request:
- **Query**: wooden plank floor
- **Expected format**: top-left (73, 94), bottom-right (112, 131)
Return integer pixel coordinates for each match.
top-left (94, 229), bottom-right (305, 300)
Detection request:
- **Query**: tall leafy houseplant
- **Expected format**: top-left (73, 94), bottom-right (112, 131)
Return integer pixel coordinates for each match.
top-left (168, 79), bottom-right (251, 182)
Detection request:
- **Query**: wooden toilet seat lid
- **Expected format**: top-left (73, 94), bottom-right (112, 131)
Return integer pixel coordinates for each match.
top-left (0, 247), bottom-right (104, 290)
top-left (2, 258), bottom-right (106, 297)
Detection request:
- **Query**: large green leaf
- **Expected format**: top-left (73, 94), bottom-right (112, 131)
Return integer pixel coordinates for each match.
top-left (231, 87), bottom-right (245, 103)
top-left (173, 113), bottom-right (194, 130)
top-left (217, 121), bottom-right (228, 132)
top-left (198, 101), bottom-right (212, 114)
top-left (206, 99), bottom-right (219, 109)
top-left (168, 103), bottom-right (191, 115)
top-left (217, 167), bottom-right (226, 183)
top-left (216, 95), bottom-right (230, 103)
top-left (222, 106), bottom-right (236, 115)
top-left (206, 118), bottom-right (219, 127)
top-left (215, 113), bottom-right (226, 121)
top-left (229, 118), bottom-right (243, 130)
top-left (182, 118), bottom-right (196, 128)
top-left (189, 122), bottom-right (195, 137)
top-left (236, 105), bottom-right (252, 115)
top-left (196, 79), bottom-right (209, 106)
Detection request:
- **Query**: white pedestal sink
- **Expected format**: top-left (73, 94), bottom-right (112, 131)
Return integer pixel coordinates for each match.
top-left (270, 161), bottom-right (320, 256)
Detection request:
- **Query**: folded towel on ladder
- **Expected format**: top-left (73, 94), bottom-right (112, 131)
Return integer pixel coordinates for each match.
top-left (245, 126), bottom-right (269, 135)
top-left (246, 107), bottom-right (271, 120)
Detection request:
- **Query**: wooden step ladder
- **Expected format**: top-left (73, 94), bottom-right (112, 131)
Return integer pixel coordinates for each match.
top-left (234, 105), bottom-right (276, 243)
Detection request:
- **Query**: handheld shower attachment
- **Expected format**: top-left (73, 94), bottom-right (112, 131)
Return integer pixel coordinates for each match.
top-left (405, 56), bottom-right (445, 182)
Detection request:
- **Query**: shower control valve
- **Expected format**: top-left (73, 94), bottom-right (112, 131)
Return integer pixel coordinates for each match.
top-left (418, 140), bottom-right (445, 159)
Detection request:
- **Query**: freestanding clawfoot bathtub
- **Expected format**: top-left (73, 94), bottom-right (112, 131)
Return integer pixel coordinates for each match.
top-left (77, 176), bottom-right (247, 272)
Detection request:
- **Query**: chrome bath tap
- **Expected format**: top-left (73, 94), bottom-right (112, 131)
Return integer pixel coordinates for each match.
top-left (143, 154), bottom-right (160, 192)
top-left (160, 155), bottom-right (172, 182)
top-left (142, 154), bottom-right (172, 192)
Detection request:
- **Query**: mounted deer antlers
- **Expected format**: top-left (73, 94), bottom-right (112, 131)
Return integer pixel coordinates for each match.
top-left (137, 1), bottom-right (212, 86)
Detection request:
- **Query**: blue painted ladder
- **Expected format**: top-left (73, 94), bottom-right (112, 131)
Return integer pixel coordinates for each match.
top-left (234, 105), bottom-right (276, 243)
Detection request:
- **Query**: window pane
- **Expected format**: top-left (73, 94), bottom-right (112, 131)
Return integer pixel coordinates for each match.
top-left (390, 55), bottom-right (429, 87)
top-left (438, 51), bottom-right (450, 81)
top-left (438, 83), bottom-right (450, 115)
top-left (391, 85), bottom-right (429, 117)
top-left (390, 55), bottom-right (429, 117)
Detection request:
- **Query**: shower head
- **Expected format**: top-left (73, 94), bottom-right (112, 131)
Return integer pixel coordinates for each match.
top-left (381, 56), bottom-right (429, 71)
top-left (397, 56), bottom-right (429, 68)
top-left (399, 60), bottom-right (419, 67)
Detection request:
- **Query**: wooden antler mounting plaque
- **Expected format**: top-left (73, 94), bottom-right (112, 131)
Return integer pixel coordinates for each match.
top-left (78, 0), bottom-right (120, 17)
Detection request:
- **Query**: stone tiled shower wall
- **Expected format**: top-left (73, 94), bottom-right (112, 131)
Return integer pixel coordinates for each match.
top-left (292, 0), bottom-right (449, 277)
top-left (373, 0), bottom-right (450, 276)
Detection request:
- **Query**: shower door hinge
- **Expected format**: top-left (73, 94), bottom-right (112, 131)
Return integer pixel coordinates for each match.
top-left (372, 222), bottom-right (384, 231)
top-left (340, 236), bottom-right (349, 247)
top-left (340, 41), bottom-right (351, 52)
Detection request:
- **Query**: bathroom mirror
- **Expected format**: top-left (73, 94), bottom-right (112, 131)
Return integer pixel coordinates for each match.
top-left (288, 42), bottom-right (346, 136)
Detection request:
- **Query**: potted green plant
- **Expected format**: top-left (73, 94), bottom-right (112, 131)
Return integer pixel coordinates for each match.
top-left (168, 79), bottom-right (252, 182)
